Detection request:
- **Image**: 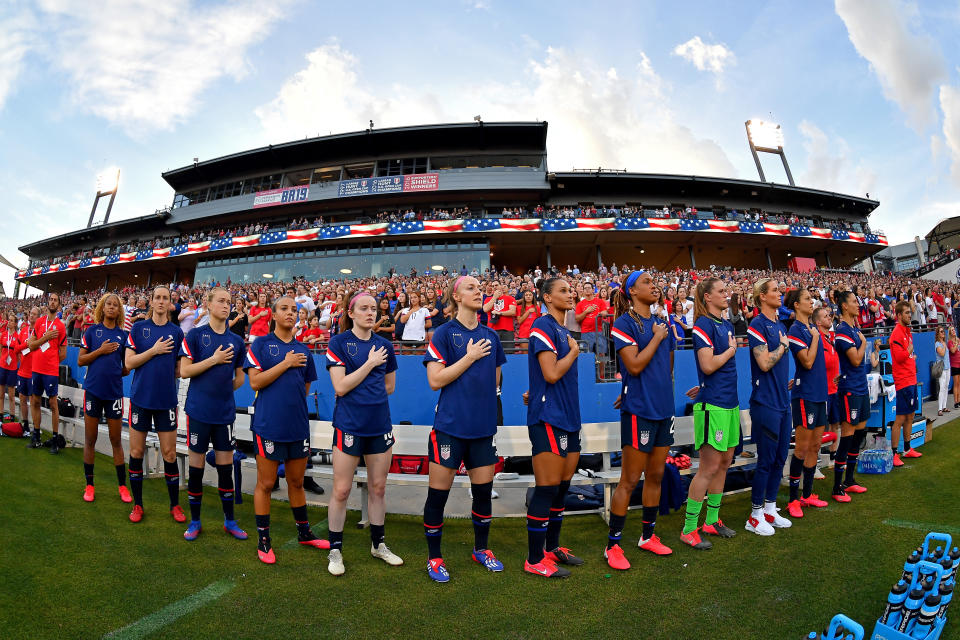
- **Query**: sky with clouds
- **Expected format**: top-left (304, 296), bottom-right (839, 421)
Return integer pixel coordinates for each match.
top-left (2, 0), bottom-right (959, 295)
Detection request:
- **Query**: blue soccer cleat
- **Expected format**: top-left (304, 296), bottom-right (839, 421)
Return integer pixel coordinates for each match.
top-left (223, 520), bottom-right (248, 540)
top-left (183, 520), bottom-right (202, 541)
top-left (471, 548), bottom-right (504, 572)
top-left (427, 558), bottom-right (450, 583)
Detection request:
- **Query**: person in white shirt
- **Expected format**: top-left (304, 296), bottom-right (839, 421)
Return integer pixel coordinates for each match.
top-left (400, 291), bottom-right (430, 342)
top-left (295, 286), bottom-right (316, 314)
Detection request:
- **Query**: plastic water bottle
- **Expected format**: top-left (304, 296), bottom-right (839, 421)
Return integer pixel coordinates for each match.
top-left (921, 575), bottom-right (936, 594)
top-left (927, 546), bottom-right (944, 562)
top-left (910, 593), bottom-right (942, 638)
top-left (947, 547), bottom-right (960, 584)
top-left (938, 582), bottom-right (954, 618)
top-left (880, 580), bottom-right (910, 627)
top-left (903, 550), bottom-right (922, 582)
top-left (898, 588), bottom-right (925, 633)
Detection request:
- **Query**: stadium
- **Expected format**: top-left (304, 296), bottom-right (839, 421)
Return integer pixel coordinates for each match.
top-left (14, 121), bottom-right (888, 292)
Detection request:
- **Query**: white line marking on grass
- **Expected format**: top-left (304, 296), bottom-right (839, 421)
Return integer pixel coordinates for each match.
top-left (102, 578), bottom-right (236, 640)
top-left (883, 519), bottom-right (960, 536)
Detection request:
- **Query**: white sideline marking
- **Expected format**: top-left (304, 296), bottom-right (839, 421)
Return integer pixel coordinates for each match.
top-left (883, 519), bottom-right (960, 535)
top-left (102, 578), bottom-right (235, 639)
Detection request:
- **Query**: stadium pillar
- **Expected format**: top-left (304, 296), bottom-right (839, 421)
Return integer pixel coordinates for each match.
top-left (870, 255), bottom-right (877, 272)
top-left (103, 274), bottom-right (109, 290)
top-left (147, 271), bottom-right (153, 288)
top-left (824, 252), bottom-right (832, 268)
top-left (173, 267), bottom-right (179, 285)
top-left (545, 245), bottom-right (552, 269)
top-left (765, 248), bottom-right (773, 271)
top-left (688, 246), bottom-right (696, 269)
top-left (596, 245), bottom-right (602, 270)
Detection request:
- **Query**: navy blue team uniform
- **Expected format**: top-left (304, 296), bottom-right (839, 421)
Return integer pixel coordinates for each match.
top-left (788, 321), bottom-right (829, 429)
top-left (690, 314), bottom-right (740, 451)
top-left (325, 330), bottom-right (398, 456)
top-left (81, 323), bottom-right (127, 420)
top-left (834, 320), bottom-right (871, 424)
top-left (125, 319), bottom-right (183, 432)
top-left (527, 315), bottom-right (582, 456)
top-left (611, 313), bottom-right (676, 452)
top-left (245, 332), bottom-right (318, 461)
top-left (746, 314), bottom-right (791, 510)
top-left (180, 324), bottom-right (246, 453)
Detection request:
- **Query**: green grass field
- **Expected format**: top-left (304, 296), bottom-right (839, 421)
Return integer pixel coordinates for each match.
top-left (3, 423), bottom-right (960, 640)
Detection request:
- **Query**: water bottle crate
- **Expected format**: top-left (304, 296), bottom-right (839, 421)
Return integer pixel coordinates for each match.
top-left (870, 615), bottom-right (945, 640)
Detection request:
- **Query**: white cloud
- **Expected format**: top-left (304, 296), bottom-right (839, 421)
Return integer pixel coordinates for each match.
top-left (256, 43), bottom-right (736, 178)
top-left (0, 6), bottom-right (36, 111)
top-left (30, 0), bottom-right (289, 135)
top-left (672, 36), bottom-right (735, 74)
top-left (939, 84), bottom-right (960, 185)
top-left (835, 0), bottom-right (947, 131)
top-left (797, 120), bottom-right (876, 197)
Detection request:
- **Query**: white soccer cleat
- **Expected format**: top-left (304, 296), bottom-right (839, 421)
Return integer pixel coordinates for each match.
top-left (371, 543), bottom-right (404, 566)
top-left (764, 510), bottom-right (792, 528)
top-left (328, 549), bottom-right (345, 576)
top-left (745, 515), bottom-right (775, 536)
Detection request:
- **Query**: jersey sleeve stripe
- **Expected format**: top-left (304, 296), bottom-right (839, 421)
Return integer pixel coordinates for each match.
top-left (426, 342), bottom-right (446, 364)
top-left (788, 336), bottom-right (808, 348)
top-left (691, 326), bottom-right (712, 346)
top-left (125, 333), bottom-right (135, 348)
top-left (530, 328), bottom-right (557, 352)
top-left (835, 334), bottom-right (855, 344)
top-left (746, 327), bottom-right (765, 342)
top-left (610, 327), bottom-right (637, 346)
top-left (81, 334), bottom-right (89, 349)
top-left (325, 350), bottom-right (345, 365)
top-left (181, 338), bottom-right (193, 359)
top-left (245, 350), bottom-right (262, 371)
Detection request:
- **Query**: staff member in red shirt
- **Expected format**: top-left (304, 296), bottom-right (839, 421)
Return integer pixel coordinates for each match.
top-left (17, 307), bottom-right (39, 438)
top-left (27, 293), bottom-right (68, 453)
top-left (816, 306), bottom-right (841, 462)
top-left (483, 284), bottom-right (517, 350)
top-left (889, 300), bottom-right (922, 466)
top-left (0, 311), bottom-right (21, 420)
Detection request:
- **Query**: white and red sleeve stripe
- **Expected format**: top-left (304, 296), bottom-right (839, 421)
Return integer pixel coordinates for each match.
top-left (610, 327), bottom-right (636, 346)
top-left (834, 334), bottom-right (855, 345)
top-left (426, 341), bottom-right (446, 364)
top-left (80, 333), bottom-right (89, 349)
top-left (326, 349), bottom-right (345, 366)
top-left (181, 338), bottom-right (194, 360)
top-left (746, 326), bottom-right (766, 343)
top-left (787, 336), bottom-right (808, 348)
top-left (691, 326), bottom-right (712, 347)
top-left (245, 349), bottom-right (263, 371)
top-left (530, 328), bottom-right (557, 353)
top-left (125, 333), bottom-right (136, 349)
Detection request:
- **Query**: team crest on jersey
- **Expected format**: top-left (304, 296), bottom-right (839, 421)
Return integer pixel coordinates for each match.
top-left (131, 412), bottom-right (139, 425)
top-left (807, 413), bottom-right (814, 426)
top-left (440, 444), bottom-right (451, 460)
top-left (640, 430), bottom-right (650, 446)
top-left (452, 332), bottom-right (464, 348)
top-left (344, 434), bottom-right (354, 447)
top-left (201, 334), bottom-right (211, 348)
top-left (190, 433), bottom-right (198, 445)
top-left (268, 344), bottom-right (279, 357)
top-left (346, 342), bottom-right (358, 357)
top-left (559, 435), bottom-right (568, 450)
top-left (850, 410), bottom-right (858, 421)
top-left (95, 329), bottom-right (103, 339)
top-left (142, 327), bottom-right (151, 339)
top-left (265, 440), bottom-right (275, 454)
top-left (714, 429), bottom-right (723, 443)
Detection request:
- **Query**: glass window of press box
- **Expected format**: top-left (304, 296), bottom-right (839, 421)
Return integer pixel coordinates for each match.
top-left (192, 241), bottom-right (490, 285)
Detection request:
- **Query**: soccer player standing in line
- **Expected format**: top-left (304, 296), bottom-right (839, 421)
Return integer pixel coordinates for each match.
top-left (124, 286), bottom-right (185, 523)
top-left (28, 293), bottom-right (67, 453)
top-left (817, 307), bottom-right (842, 466)
top-left (178, 287), bottom-right (248, 542)
top-left (0, 311), bottom-right (20, 419)
top-left (246, 296), bottom-right (328, 564)
top-left (605, 270), bottom-right (676, 570)
top-left (17, 306), bottom-right (39, 440)
top-left (422, 275), bottom-right (507, 583)
top-left (784, 288), bottom-right (830, 519)
top-left (889, 300), bottom-right (922, 467)
top-left (524, 276), bottom-right (582, 579)
top-left (831, 290), bottom-right (871, 502)
top-left (744, 278), bottom-right (793, 536)
top-left (78, 293), bottom-right (131, 503)
top-left (682, 277), bottom-right (739, 550)
top-left (325, 291), bottom-right (403, 576)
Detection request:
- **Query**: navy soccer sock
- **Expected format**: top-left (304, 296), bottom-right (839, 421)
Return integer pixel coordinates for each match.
top-left (83, 462), bottom-right (94, 487)
top-left (802, 464), bottom-right (816, 499)
top-left (789, 455), bottom-right (803, 501)
top-left (216, 464), bottom-right (235, 521)
top-left (163, 460), bottom-right (180, 508)
top-left (187, 466), bottom-right (203, 521)
top-left (423, 487), bottom-right (450, 560)
top-left (292, 504), bottom-right (313, 539)
top-left (527, 484), bottom-right (558, 564)
top-left (328, 529), bottom-right (343, 551)
top-left (845, 431), bottom-right (865, 486)
top-left (255, 514), bottom-right (271, 550)
top-left (608, 513), bottom-right (627, 549)
top-left (115, 462), bottom-right (126, 487)
top-left (370, 524), bottom-right (385, 547)
top-left (833, 435), bottom-right (852, 494)
top-left (641, 505), bottom-right (658, 541)
top-left (545, 479), bottom-right (570, 551)
top-left (471, 481), bottom-right (493, 551)
top-left (128, 456), bottom-right (144, 506)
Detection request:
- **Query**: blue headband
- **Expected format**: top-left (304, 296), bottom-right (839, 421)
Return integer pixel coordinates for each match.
top-left (624, 270), bottom-right (645, 291)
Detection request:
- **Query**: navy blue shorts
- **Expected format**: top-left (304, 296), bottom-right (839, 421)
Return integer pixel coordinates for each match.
top-left (84, 392), bottom-right (122, 420)
top-left (620, 413), bottom-right (674, 452)
top-left (827, 393), bottom-right (842, 425)
top-left (839, 393), bottom-right (870, 425)
top-left (791, 398), bottom-right (828, 430)
top-left (428, 429), bottom-right (497, 470)
top-left (186, 416), bottom-right (233, 453)
top-left (895, 385), bottom-right (919, 416)
top-left (528, 422), bottom-right (581, 457)
top-left (16, 375), bottom-right (32, 397)
top-left (254, 433), bottom-right (309, 462)
top-left (333, 426), bottom-right (394, 456)
top-left (0, 368), bottom-right (17, 387)
top-left (129, 404), bottom-right (178, 433)
top-left (31, 372), bottom-right (58, 399)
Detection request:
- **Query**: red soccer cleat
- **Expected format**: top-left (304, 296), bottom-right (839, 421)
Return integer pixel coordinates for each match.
top-left (524, 558), bottom-right (570, 578)
top-left (800, 494), bottom-right (828, 508)
top-left (637, 534), bottom-right (673, 556)
top-left (903, 449), bottom-right (922, 458)
top-left (170, 505), bottom-right (186, 522)
top-left (679, 529), bottom-right (713, 550)
top-left (258, 547), bottom-right (276, 564)
top-left (787, 500), bottom-right (804, 519)
top-left (83, 485), bottom-right (95, 502)
top-left (129, 505), bottom-right (144, 523)
top-left (604, 544), bottom-right (631, 570)
top-left (832, 492), bottom-right (851, 503)
top-left (118, 486), bottom-right (133, 503)
top-left (892, 453), bottom-right (904, 467)
top-left (844, 484), bottom-right (867, 494)
top-left (299, 537), bottom-right (331, 550)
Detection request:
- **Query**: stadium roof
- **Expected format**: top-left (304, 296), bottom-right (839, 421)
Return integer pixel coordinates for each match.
top-left (161, 121), bottom-right (550, 192)
top-left (17, 213), bottom-right (168, 254)
top-left (925, 216), bottom-right (960, 252)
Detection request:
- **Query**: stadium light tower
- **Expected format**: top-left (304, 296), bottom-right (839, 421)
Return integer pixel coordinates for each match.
top-left (86, 167), bottom-right (120, 228)
top-left (745, 120), bottom-right (795, 186)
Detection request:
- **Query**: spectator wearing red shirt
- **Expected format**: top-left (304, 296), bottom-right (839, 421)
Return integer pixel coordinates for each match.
top-left (575, 282), bottom-right (610, 376)
top-left (888, 301), bottom-right (921, 464)
top-left (933, 288), bottom-right (946, 323)
top-left (515, 289), bottom-right (540, 351)
top-left (248, 292), bottom-right (272, 342)
top-left (483, 284), bottom-right (517, 348)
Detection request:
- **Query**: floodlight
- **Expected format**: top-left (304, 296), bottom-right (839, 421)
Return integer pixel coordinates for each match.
top-left (744, 119), bottom-right (795, 186)
top-left (431, 265), bottom-right (444, 270)
top-left (262, 273), bottom-right (274, 279)
top-left (340, 268), bottom-right (352, 274)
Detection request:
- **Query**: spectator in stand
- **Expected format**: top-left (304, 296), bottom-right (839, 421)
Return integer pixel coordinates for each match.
top-left (515, 289), bottom-right (540, 352)
top-left (575, 282), bottom-right (610, 377)
top-left (248, 292), bottom-right (272, 343)
top-left (484, 283), bottom-right (517, 349)
top-left (375, 297), bottom-right (395, 340)
top-left (229, 297), bottom-right (248, 339)
top-left (399, 291), bottom-right (430, 348)
top-left (179, 297), bottom-right (199, 335)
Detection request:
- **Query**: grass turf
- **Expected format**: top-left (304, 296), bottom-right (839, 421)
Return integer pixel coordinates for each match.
top-left (2, 423), bottom-right (959, 640)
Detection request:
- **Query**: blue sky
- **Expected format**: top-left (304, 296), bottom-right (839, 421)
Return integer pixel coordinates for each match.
top-left (2, 0), bottom-right (960, 294)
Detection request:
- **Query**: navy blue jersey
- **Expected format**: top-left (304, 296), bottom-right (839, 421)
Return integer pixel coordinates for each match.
top-left (691, 315), bottom-right (738, 409)
top-left (526, 315), bottom-right (581, 432)
top-left (325, 330), bottom-right (397, 436)
top-left (125, 319), bottom-right (183, 410)
top-left (81, 323), bottom-right (127, 400)
top-left (245, 332), bottom-right (318, 442)
top-left (746, 314), bottom-right (790, 410)
top-left (611, 312), bottom-right (675, 420)
top-left (834, 320), bottom-right (869, 395)
top-left (180, 324), bottom-right (246, 424)
top-left (788, 321), bottom-right (828, 402)
top-left (423, 318), bottom-right (506, 438)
